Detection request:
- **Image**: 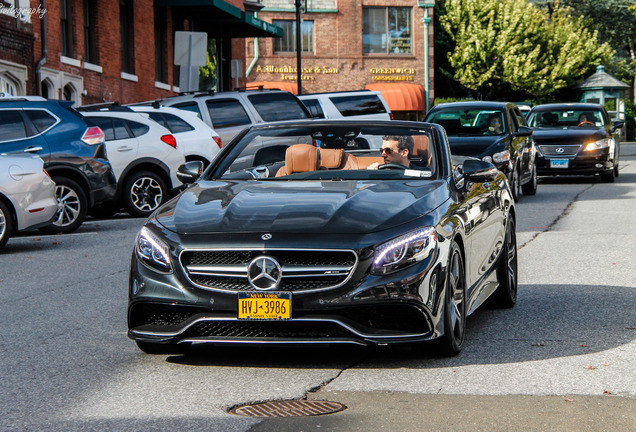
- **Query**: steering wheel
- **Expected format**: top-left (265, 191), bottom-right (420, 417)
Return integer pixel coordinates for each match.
top-left (378, 163), bottom-right (408, 170)
top-left (578, 121), bottom-right (594, 127)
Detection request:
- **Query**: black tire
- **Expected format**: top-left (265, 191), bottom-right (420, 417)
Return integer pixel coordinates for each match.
top-left (491, 216), bottom-right (518, 308)
top-left (135, 341), bottom-right (188, 355)
top-left (509, 166), bottom-right (521, 202)
top-left (521, 164), bottom-right (538, 196)
top-left (0, 200), bottom-right (13, 250)
top-left (40, 177), bottom-right (87, 234)
top-left (122, 171), bottom-right (168, 218)
top-left (437, 241), bottom-right (466, 356)
top-left (600, 169), bottom-right (615, 183)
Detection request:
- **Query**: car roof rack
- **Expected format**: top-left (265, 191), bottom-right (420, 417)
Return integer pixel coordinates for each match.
top-left (176, 90), bottom-right (216, 98)
top-left (76, 101), bottom-right (134, 112)
top-left (0, 94), bottom-right (47, 102)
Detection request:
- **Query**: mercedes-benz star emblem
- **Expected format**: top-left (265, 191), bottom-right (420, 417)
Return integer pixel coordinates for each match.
top-left (261, 233), bottom-right (272, 240)
top-left (247, 256), bottom-right (282, 290)
top-left (556, 147), bottom-right (565, 153)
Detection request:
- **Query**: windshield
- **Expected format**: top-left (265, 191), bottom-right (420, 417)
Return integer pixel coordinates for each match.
top-left (426, 107), bottom-right (506, 136)
top-left (527, 109), bottom-right (605, 128)
top-left (206, 124), bottom-right (437, 181)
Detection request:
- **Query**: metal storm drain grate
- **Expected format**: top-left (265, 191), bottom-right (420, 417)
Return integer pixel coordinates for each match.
top-left (229, 399), bottom-right (347, 418)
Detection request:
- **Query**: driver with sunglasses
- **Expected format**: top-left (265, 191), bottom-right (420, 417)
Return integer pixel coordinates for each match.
top-left (367, 135), bottom-right (414, 170)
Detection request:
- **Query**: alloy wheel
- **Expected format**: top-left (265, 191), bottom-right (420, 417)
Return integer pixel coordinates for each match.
top-left (448, 250), bottom-right (466, 345)
top-left (53, 184), bottom-right (81, 228)
top-left (130, 177), bottom-right (164, 213)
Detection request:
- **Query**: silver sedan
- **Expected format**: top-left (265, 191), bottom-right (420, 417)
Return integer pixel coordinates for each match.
top-left (0, 153), bottom-right (58, 250)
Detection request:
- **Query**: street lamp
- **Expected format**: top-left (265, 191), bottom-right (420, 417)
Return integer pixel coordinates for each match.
top-left (295, 0), bottom-right (303, 95)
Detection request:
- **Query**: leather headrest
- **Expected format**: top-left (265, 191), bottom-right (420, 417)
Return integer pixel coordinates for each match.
top-left (319, 148), bottom-right (344, 169)
top-left (285, 144), bottom-right (320, 174)
top-left (411, 135), bottom-right (430, 159)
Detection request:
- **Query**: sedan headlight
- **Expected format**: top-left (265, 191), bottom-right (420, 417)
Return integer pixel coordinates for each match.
top-left (492, 150), bottom-right (511, 163)
top-left (584, 138), bottom-right (611, 151)
top-left (135, 227), bottom-right (172, 273)
top-left (371, 227), bottom-right (437, 275)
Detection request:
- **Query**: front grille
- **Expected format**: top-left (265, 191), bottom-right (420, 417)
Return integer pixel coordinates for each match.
top-left (539, 144), bottom-right (581, 156)
top-left (180, 249), bottom-right (357, 292)
top-left (184, 320), bottom-right (352, 339)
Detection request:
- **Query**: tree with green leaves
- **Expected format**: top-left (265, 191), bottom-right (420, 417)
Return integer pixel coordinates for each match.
top-left (536, 0), bottom-right (636, 98)
top-left (439, 0), bottom-right (613, 101)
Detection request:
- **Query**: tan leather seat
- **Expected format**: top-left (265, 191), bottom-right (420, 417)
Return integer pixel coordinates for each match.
top-left (275, 144), bottom-right (321, 177)
top-left (319, 148), bottom-right (358, 170)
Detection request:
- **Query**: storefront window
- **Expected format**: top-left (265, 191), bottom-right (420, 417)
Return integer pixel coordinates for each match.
top-left (363, 7), bottom-right (411, 55)
top-left (273, 20), bottom-right (314, 54)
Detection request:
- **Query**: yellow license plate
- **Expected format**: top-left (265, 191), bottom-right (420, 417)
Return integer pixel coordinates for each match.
top-left (238, 292), bottom-right (291, 320)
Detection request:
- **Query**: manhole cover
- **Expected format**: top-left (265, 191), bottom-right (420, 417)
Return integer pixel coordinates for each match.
top-left (229, 399), bottom-right (347, 418)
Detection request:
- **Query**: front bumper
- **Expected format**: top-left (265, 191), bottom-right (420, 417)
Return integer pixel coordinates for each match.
top-left (536, 149), bottom-right (613, 176)
top-left (127, 246), bottom-right (447, 347)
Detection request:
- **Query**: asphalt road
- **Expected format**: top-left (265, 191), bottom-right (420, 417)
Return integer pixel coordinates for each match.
top-left (1, 145), bottom-right (635, 431)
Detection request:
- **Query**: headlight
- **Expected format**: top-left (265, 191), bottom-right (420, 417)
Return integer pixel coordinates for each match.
top-left (371, 227), bottom-right (437, 275)
top-left (482, 156), bottom-right (493, 163)
top-left (492, 150), bottom-right (511, 163)
top-left (135, 227), bottom-right (172, 273)
top-left (584, 138), bottom-right (610, 151)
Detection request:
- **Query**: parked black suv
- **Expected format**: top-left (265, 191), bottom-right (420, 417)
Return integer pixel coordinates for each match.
top-left (424, 101), bottom-right (537, 201)
top-left (136, 89), bottom-right (312, 145)
top-left (0, 96), bottom-right (117, 233)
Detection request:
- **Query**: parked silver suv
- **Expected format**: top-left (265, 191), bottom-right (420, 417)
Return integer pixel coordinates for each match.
top-left (298, 90), bottom-right (392, 121)
top-left (138, 89), bottom-right (312, 145)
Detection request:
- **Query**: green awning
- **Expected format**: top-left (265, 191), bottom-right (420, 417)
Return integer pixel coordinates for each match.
top-left (154, 0), bottom-right (283, 38)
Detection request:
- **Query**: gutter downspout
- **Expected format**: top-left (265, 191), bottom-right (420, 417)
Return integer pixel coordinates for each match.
top-left (245, 13), bottom-right (259, 78)
top-left (419, 2), bottom-right (434, 113)
top-left (35, 0), bottom-right (47, 96)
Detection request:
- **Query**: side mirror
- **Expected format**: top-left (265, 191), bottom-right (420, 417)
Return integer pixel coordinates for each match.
top-left (612, 120), bottom-right (625, 131)
top-left (462, 158), bottom-right (499, 183)
top-left (515, 125), bottom-right (533, 137)
top-left (177, 161), bottom-right (204, 184)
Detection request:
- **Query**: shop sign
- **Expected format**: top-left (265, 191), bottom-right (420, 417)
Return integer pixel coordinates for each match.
top-left (255, 65), bottom-right (339, 81)
top-left (370, 67), bottom-right (416, 81)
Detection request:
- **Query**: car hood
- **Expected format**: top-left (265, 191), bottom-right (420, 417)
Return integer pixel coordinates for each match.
top-left (447, 135), bottom-right (507, 157)
top-left (155, 180), bottom-right (449, 234)
top-left (531, 127), bottom-right (607, 144)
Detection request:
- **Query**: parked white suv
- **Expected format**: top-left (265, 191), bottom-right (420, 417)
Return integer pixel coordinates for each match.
top-left (129, 105), bottom-right (222, 168)
top-left (80, 109), bottom-right (185, 218)
top-left (298, 90), bottom-right (392, 120)
top-left (137, 89), bottom-right (312, 145)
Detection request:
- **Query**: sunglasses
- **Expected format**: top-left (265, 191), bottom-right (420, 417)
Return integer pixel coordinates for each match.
top-left (380, 147), bottom-right (395, 155)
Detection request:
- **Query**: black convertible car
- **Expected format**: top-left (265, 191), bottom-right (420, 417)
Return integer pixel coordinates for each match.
top-left (526, 103), bottom-right (624, 182)
top-left (127, 120), bottom-right (517, 356)
top-left (424, 101), bottom-right (537, 201)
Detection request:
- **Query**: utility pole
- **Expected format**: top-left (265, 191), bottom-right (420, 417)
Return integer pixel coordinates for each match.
top-left (295, 0), bottom-right (302, 95)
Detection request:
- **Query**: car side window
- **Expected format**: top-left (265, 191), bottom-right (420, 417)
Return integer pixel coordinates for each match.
top-left (163, 113), bottom-right (194, 133)
top-left (113, 119), bottom-right (131, 140)
top-left (302, 98), bottom-right (325, 118)
top-left (172, 102), bottom-right (203, 119)
top-left (206, 99), bottom-right (251, 128)
top-left (127, 120), bottom-right (150, 137)
top-left (85, 117), bottom-right (115, 140)
top-left (24, 110), bottom-right (57, 133)
top-left (248, 93), bottom-right (310, 121)
top-left (0, 110), bottom-right (28, 141)
top-left (330, 95), bottom-right (387, 116)
top-left (147, 112), bottom-right (168, 129)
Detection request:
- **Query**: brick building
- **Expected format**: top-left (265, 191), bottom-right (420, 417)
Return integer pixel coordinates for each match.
top-left (246, 0), bottom-right (435, 120)
top-left (0, 0), bottom-right (282, 105)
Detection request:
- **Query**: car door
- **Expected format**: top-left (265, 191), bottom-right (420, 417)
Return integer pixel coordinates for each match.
top-left (85, 116), bottom-right (138, 181)
top-left (0, 108), bottom-right (52, 163)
